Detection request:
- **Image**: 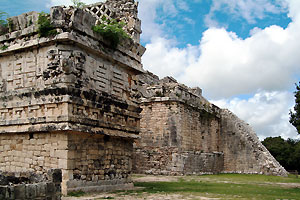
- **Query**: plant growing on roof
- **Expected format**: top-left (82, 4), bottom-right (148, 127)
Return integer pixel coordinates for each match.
top-left (92, 16), bottom-right (130, 49)
top-left (0, 45), bottom-right (8, 51)
top-left (37, 12), bottom-right (58, 37)
top-left (0, 11), bottom-right (9, 35)
top-left (72, 0), bottom-right (86, 9)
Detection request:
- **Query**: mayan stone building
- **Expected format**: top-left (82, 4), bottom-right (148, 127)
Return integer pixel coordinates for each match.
top-left (0, 0), bottom-right (288, 196)
top-left (0, 0), bottom-right (145, 194)
top-left (133, 72), bottom-right (288, 176)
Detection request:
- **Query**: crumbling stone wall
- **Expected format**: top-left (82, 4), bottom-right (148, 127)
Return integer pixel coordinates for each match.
top-left (133, 73), bottom-right (224, 175)
top-left (0, 0), bottom-right (145, 194)
top-left (133, 72), bottom-right (288, 176)
top-left (66, 133), bottom-right (134, 193)
top-left (85, 0), bottom-right (141, 43)
top-left (0, 169), bottom-right (62, 200)
top-left (220, 109), bottom-right (287, 176)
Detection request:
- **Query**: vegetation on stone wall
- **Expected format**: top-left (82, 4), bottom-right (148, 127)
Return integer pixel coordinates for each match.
top-left (92, 17), bottom-right (130, 49)
top-left (262, 136), bottom-right (300, 173)
top-left (0, 45), bottom-right (8, 51)
top-left (0, 11), bottom-right (8, 35)
top-left (37, 12), bottom-right (58, 37)
top-left (72, 0), bottom-right (86, 9)
top-left (290, 81), bottom-right (300, 134)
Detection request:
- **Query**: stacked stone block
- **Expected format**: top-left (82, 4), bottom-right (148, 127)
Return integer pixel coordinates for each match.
top-left (220, 109), bottom-right (287, 176)
top-left (0, 169), bottom-right (62, 200)
top-left (133, 72), bottom-right (288, 176)
top-left (0, 0), bottom-right (145, 194)
top-left (133, 74), bottom-right (224, 175)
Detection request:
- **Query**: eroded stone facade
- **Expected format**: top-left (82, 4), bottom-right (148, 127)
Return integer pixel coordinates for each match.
top-left (0, 0), bottom-right (288, 196)
top-left (0, 0), bottom-right (144, 194)
top-left (133, 72), bottom-right (288, 176)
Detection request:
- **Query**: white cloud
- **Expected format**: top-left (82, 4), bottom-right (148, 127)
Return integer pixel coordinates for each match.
top-left (138, 0), bottom-right (165, 42)
top-left (211, 91), bottom-right (299, 140)
top-left (176, 0), bottom-right (190, 12)
top-left (182, 23), bottom-right (300, 98)
top-left (143, 37), bottom-right (198, 78)
top-left (138, 0), bottom-right (192, 42)
top-left (139, 0), bottom-right (300, 139)
top-left (205, 0), bottom-right (288, 27)
top-left (143, 22), bottom-right (300, 99)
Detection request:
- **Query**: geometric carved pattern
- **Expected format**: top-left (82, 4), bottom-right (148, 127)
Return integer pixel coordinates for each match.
top-left (85, 4), bottom-right (114, 25)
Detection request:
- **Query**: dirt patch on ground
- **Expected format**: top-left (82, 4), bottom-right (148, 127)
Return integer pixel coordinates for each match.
top-left (133, 174), bottom-right (180, 183)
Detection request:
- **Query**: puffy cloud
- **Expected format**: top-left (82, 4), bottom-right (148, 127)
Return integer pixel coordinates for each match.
top-left (143, 22), bottom-right (300, 99)
top-left (211, 91), bottom-right (299, 140)
top-left (139, 0), bottom-right (300, 139)
top-left (205, 0), bottom-right (288, 26)
top-left (138, 0), bottom-right (165, 42)
top-left (141, 0), bottom-right (300, 99)
top-left (286, 0), bottom-right (300, 20)
top-left (142, 37), bottom-right (198, 79)
top-left (182, 23), bottom-right (300, 98)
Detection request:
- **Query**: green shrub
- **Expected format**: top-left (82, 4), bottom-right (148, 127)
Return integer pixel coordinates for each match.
top-left (0, 11), bottom-right (9, 35)
top-left (92, 17), bottom-right (130, 49)
top-left (0, 45), bottom-right (8, 51)
top-left (37, 12), bottom-right (58, 37)
top-left (72, 0), bottom-right (86, 9)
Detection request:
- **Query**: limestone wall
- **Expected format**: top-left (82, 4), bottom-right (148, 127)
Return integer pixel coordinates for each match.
top-left (0, 0), bottom-right (145, 194)
top-left (133, 74), bottom-right (225, 175)
top-left (85, 0), bottom-right (141, 43)
top-left (0, 132), bottom-right (67, 173)
top-left (0, 169), bottom-right (62, 200)
top-left (0, 5), bottom-right (144, 137)
top-left (220, 109), bottom-right (288, 176)
top-left (134, 72), bottom-right (288, 176)
top-left (137, 101), bottom-right (221, 152)
top-left (65, 133), bottom-right (134, 193)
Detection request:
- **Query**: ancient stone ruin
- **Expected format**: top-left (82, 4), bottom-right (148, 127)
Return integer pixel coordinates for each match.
top-left (0, 169), bottom-right (62, 200)
top-left (0, 0), bottom-right (287, 196)
top-left (133, 72), bottom-right (287, 176)
top-left (0, 0), bottom-right (144, 195)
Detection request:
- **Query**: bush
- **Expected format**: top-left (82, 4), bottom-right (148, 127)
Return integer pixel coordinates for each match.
top-left (37, 12), bottom-right (58, 37)
top-left (72, 0), bottom-right (86, 9)
top-left (0, 11), bottom-right (8, 35)
top-left (92, 17), bottom-right (130, 49)
top-left (0, 45), bottom-right (8, 51)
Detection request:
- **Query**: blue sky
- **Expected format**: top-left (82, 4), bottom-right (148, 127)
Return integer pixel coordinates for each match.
top-left (1, 0), bottom-right (300, 140)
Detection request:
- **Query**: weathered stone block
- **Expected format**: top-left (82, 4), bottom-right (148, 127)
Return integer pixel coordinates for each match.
top-left (14, 185), bottom-right (25, 199)
top-left (26, 184), bottom-right (37, 199)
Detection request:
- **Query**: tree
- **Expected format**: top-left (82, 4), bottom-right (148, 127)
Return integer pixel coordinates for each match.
top-left (290, 81), bottom-right (300, 134)
top-left (262, 137), bottom-right (289, 167)
top-left (262, 137), bottom-right (300, 173)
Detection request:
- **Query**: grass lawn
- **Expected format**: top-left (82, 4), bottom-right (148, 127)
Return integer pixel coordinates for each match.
top-left (65, 174), bottom-right (300, 200)
top-left (131, 174), bottom-right (300, 200)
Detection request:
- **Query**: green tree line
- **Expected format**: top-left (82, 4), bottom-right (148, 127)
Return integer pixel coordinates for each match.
top-left (262, 136), bottom-right (300, 173)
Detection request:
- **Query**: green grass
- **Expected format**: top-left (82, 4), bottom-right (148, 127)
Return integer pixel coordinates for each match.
top-left (128, 174), bottom-right (300, 200)
top-left (196, 173), bottom-right (300, 184)
top-left (67, 190), bottom-right (86, 197)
